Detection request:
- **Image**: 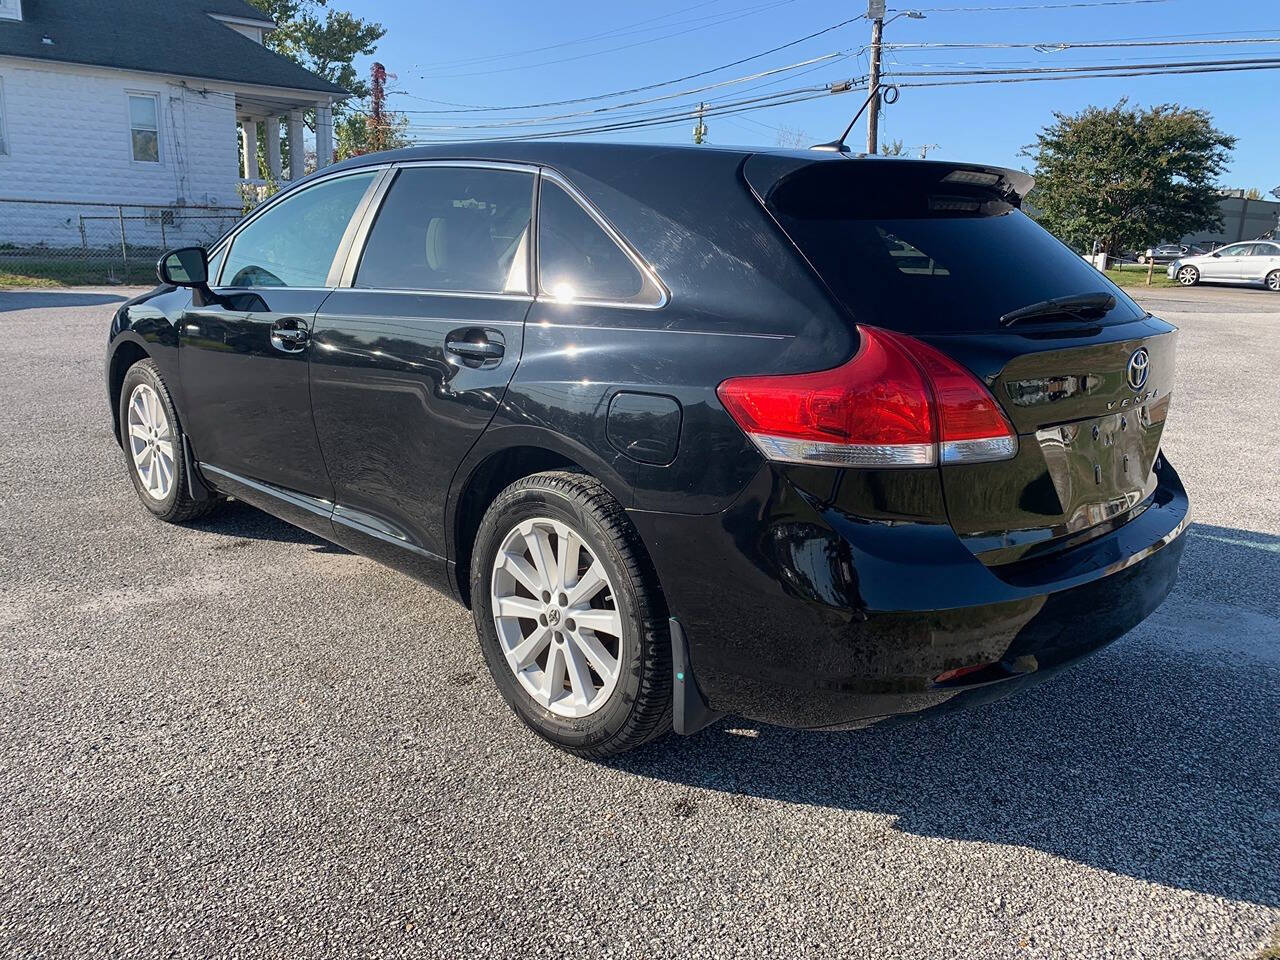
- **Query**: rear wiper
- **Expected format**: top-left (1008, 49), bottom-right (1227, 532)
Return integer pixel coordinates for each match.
top-left (1000, 292), bottom-right (1116, 327)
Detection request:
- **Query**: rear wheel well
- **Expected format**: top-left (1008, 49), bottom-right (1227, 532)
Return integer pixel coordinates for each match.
top-left (108, 341), bottom-right (150, 444)
top-left (453, 446), bottom-right (584, 608)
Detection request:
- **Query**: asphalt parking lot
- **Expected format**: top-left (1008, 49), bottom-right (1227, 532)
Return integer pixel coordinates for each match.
top-left (1, 283), bottom-right (1277, 959)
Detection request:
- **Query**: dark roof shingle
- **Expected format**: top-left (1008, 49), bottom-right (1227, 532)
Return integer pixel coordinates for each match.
top-left (0, 0), bottom-right (347, 96)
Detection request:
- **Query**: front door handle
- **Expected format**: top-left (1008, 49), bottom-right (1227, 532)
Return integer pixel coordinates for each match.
top-left (270, 317), bottom-right (310, 353)
top-left (446, 328), bottom-right (505, 368)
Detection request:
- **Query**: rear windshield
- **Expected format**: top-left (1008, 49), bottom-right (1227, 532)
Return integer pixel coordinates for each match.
top-left (766, 164), bottom-right (1145, 334)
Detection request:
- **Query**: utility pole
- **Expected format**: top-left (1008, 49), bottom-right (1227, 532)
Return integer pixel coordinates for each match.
top-left (865, 4), bottom-right (924, 155)
top-left (866, 0), bottom-right (884, 155)
top-left (693, 102), bottom-right (708, 144)
top-left (370, 61), bottom-right (387, 153)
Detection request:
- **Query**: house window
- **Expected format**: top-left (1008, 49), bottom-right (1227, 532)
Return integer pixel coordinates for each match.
top-left (128, 93), bottom-right (160, 163)
top-left (0, 0), bottom-right (21, 23)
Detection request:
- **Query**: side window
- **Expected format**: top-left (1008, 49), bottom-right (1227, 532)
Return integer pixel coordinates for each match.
top-left (220, 171), bottom-right (375, 288)
top-left (537, 179), bottom-right (662, 306)
top-left (1249, 243), bottom-right (1280, 257)
top-left (355, 166), bottom-right (533, 294)
top-left (1217, 243), bottom-right (1250, 258)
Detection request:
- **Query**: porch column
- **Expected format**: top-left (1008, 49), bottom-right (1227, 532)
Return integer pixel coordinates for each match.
top-left (315, 101), bottom-right (333, 169)
top-left (286, 109), bottom-right (306, 179)
top-left (239, 118), bottom-right (259, 180)
top-left (264, 117), bottom-right (282, 181)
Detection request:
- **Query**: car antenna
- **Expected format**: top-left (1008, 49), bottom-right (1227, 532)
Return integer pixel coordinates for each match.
top-left (811, 83), bottom-right (900, 154)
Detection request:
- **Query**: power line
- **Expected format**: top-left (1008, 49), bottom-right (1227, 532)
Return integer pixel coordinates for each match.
top-left (412, 0), bottom-right (805, 80)
top-left (884, 55), bottom-right (1280, 77)
top-left (884, 36), bottom-right (1280, 52)
top-left (894, 60), bottom-right (1280, 85)
top-left (406, 83), bottom-right (860, 144)
top-left (394, 16), bottom-right (868, 113)
top-left (894, 0), bottom-right (1173, 12)
top-left (403, 50), bottom-right (1280, 144)
top-left (394, 54), bottom-right (844, 126)
top-left (411, 0), bottom-right (736, 71)
top-left (400, 65), bottom-right (862, 135)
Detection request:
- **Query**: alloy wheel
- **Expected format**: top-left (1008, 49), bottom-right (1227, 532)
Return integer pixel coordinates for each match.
top-left (1267, 271), bottom-right (1280, 292)
top-left (126, 383), bottom-right (176, 501)
top-left (490, 517), bottom-right (623, 718)
top-left (1177, 266), bottom-right (1198, 285)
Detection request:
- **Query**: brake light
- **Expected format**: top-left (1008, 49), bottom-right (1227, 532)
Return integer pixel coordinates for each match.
top-left (716, 326), bottom-right (1017, 468)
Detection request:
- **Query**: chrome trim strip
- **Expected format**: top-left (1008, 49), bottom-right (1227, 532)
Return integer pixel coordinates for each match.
top-left (536, 167), bottom-right (670, 312)
top-left (392, 159), bottom-right (541, 175)
top-left (199, 463), bottom-right (334, 518)
top-left (338, 288), bottom-right (535, 303)
top-left (331, 509), bottom-right (445, 563)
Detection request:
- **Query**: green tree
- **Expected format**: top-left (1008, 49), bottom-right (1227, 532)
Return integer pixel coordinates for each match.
top-left (249, 0), bottom-right (384, 99)
top-left (336, 109), bottom-right (411, 160)
top-left (879, 138), bottom-right (905, 156)
top-left (248, 1), bottom-right (396, 165)
top-left (1023, 100), bottom-right (1235, 254)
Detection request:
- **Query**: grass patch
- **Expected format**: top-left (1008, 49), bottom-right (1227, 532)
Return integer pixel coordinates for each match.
top-left (0, 259), bottom-right (157, 288)
top-left (1105, 263), bottom-right (1178, 289)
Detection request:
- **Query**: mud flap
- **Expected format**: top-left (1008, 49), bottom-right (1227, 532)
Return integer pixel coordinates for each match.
top-left (670, 617), bottom-right (724, 736)
top-left (182, 434), bottom-right (215, 502)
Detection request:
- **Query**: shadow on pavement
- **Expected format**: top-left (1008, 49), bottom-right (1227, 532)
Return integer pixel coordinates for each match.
top-left (186, 499), bottom-right (349, 553)
top-left (613, 523), bottom-right (1280, 907)
top-left (0, 290), bottom-right (131, 313)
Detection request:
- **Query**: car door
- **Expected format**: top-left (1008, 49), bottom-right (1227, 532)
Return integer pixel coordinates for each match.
top-left (1245, 242), bottom-right (1280, 281)
top-left (178, 169), bottom-right (381, 529)
top-left (308, 162), bottom-right (535, 583)
top-left (1199, 242), bottom-right (1251, 280)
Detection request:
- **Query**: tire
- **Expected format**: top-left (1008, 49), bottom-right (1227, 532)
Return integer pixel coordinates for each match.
top-left (1176, 265), bottom-right (1200, 286)
top-left (470, 470), bottom-right (672, 758)
top-left (1267, 269), bottom-right (1280, 293)
top-left (118, 358), bottom-right (218, 523)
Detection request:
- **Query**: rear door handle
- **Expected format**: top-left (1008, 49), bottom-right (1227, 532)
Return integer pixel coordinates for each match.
top-left (270, 317), bottom-right (310, 353)
top-left (446, 328), bottom-right (505, 368)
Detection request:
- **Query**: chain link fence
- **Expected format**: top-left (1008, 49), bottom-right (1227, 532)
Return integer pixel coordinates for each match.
top-left (0, 198), bottom-right (247, 287)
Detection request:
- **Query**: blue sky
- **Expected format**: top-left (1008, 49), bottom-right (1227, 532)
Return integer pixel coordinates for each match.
top-left (346, 0), bottom-right (1277, 191)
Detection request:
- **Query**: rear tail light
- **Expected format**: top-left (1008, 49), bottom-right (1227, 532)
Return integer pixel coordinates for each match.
top-left (716, 326), bottom-right (1017, 468)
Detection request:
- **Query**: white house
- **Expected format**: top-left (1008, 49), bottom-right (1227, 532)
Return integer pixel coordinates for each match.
top-left (0, 0), bottom-right (347, 249)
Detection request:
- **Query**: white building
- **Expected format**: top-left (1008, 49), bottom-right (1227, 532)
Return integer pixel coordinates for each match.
top-left (0, 0), bottom-right (347, 248)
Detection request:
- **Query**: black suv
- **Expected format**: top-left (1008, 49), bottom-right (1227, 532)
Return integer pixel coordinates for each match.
top-left (106, 144), bottom-right (1188, 757)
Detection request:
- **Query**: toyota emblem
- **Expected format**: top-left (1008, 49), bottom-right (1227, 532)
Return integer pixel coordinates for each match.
top-left (1126, 348), bottom-right (1150, 392)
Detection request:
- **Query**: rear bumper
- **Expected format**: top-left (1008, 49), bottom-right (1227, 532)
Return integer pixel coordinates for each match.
top-left (628, 457), bottom-right (1188, 730)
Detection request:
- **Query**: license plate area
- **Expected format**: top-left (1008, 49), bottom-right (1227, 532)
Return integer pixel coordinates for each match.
top-left (1034, 400), bottom-right (1166, 530)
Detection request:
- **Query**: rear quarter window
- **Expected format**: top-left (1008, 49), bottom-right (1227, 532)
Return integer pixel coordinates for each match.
top-left (766, 163), bottom-right (1145, 334)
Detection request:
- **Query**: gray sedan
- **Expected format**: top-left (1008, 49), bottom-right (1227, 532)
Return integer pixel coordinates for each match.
top-left (1168, 240), bottom-right (1280, 291)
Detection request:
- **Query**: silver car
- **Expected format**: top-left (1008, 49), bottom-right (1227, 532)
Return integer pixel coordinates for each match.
top-left (1168, 240), bottom-right (1280, 291)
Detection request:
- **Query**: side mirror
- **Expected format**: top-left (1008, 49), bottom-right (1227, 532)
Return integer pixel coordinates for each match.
top-left (1212, 251), bottom-right (1222, 258)
top-left (157, 246), bottom-right (208, 287)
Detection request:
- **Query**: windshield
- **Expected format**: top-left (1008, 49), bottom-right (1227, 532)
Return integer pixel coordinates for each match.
top-left (766, 164), bottom-right (1145, 334)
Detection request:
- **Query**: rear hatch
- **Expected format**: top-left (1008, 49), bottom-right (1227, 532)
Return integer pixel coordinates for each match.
top-left (747, 155), bottom-right (1177, 566)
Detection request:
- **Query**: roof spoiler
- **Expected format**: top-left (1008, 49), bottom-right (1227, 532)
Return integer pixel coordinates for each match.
top-left (743, 154), bottom-right (1035, 208)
